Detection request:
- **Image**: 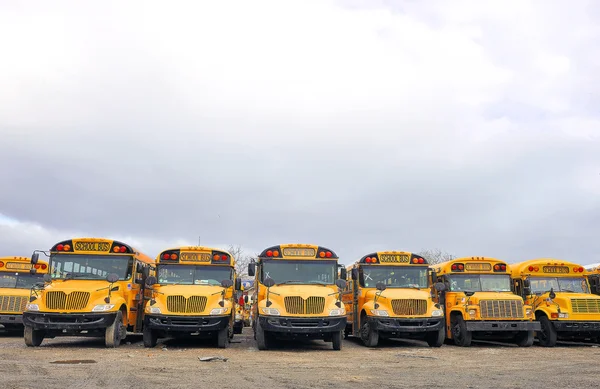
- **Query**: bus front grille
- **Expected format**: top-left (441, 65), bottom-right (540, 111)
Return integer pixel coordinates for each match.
top-left (390, 299), bottom-right (427, 316)
top-left (45, 291), bottom-right (90, 310)
top-left (284, 296), bottom-right (325, 315)
top-left (166, 296), bottom-right (208, 313)
top-left (480, 300), bottom-right (523, 319)
top-left (571, 299), bottom-right (600, 314)
top-left (0, 296), bottom-right (28, 313)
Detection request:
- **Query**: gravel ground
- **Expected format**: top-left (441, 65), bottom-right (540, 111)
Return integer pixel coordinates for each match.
top-left (1, 327), bottom-right (599, 389)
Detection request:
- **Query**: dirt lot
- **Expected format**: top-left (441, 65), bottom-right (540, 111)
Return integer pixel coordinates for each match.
top-left (1, 327), bottom-right (599, 389)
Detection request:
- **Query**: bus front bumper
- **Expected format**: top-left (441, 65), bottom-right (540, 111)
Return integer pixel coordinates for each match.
top-left (22, 312), bottom-right (117, 331)
top-left (368, 317), bottom-right (444, 333)
top-left (259, 315), bottom-right (346, 334)
top-left (0, 314), bottom-right (23, 325)
top-left (552, 321), bottom-right (600, 332)
top-left (466, 321), bottom-right (541, 332)
top-left (144, 314), bottom-right (229, 332)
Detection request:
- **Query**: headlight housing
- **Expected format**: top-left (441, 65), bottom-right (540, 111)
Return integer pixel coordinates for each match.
top-left (26, 303), bottom-right (39, 311)
top-left (329, 308), bottom-right (345, 316)
top-left (370, 309), bottom-right (389, 316)
top-left (261, 308), bottom-right (280, 316)
top-left (431, 309), bottom-right (443, 317)
top-left (558, 312), bottom-right (569, 319)
top-left (92, 304), bottom-right (115, 312)
top-left (148, 307), bottom-right (162, 314)
top-left (525, 308), bottom-right (532, 316)
top-left (210, 308), bottom-right (229, 315)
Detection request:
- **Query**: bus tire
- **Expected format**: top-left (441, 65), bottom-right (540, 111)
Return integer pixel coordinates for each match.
top-left (255, 319), bottom-right (270, 350)
top-left (216, 326), bottom-right (229, 348)
top-left (515, 330), bottom-right (534, 347)
top-left (105, 310), bottom-right (124, 348)
top-left (451, 315), bottom-right (472, 347)
top-left (425, 326), bottom-right (445, 347)
top-left (360, 316), bottom-right (379, 347)
top-left (143, 326), bottom-right (157, 348)
top-left (537, 315), bottom-right (557, 347)
top-left (332, 330), bottom-right (343, 350)
top-left (24, 326), bottom-right (44, 347)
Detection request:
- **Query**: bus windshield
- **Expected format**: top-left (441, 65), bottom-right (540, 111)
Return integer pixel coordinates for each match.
top-left (360, 266), bottom-right (428, 288)
top-left (261, 260), bottom-right (336, 285)
top-left (529, 277), bottom-right (589, 294)
top-left (157, 265), bottom-right (232, 286)
top-left (447, 274), bottom-right (511, 292)
top-left (0, 273), bottom-right (44, 289)
top-left (50, 254), bottom-right (133, 281)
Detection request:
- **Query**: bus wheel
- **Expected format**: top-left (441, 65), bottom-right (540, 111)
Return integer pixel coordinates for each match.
top-left (217, 327), bottom-right (229, 348)
top-left (360, 318), bottom-right (379, 347)
top-left (24, 326), bottom-right (44, 347)
top-left (537, 316), bottom-right (557, 347)
top-left (451, 315), bottom-right (472, 347)
top-left (515, 330), bottom-right (534, 347)
top-left (105, 310), bottom-right (124, 348)
top-left (143, 327), bottom-right (157, 348)
top-left (255, 319), bottom-right (270, 350)
top-left (332, 330), bottom-right (343, 350)
top-left (425, 327), bottom-right (445, 347)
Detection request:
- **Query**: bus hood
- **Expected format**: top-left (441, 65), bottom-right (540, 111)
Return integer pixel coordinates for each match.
top-left (451, 291), bottom-right (523, 304)
top-left (43, 279), bottom-right (121, 292)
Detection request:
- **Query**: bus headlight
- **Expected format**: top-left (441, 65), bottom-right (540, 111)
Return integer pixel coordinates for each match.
top-left (210, 308), bottom-right (229, 315)
top-left (558, 313), bottom-right (569, 319)
top-left (469, 309), bottom-right (476, 318)
top-left (92, 304), bottom-right (115, 312)
top-left (431, 309), bottom-right (443, 317)
top-left (329, 308), bottom-right (345, 316)
top-left (526, 308), bottom-right (532, 317)
top-left (261, 308), bottom-right (280, 316)
top-left (148, 307), bottom-right (162, 314)
top-left (26, 304), bottom-right (39, 311)
top-left (370, 309), bottom-right (389, 316)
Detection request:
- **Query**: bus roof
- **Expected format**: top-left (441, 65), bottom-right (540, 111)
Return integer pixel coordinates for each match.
top-left (432, 256), bottom-right (510, 274)
top-left (49, 237), bottom-right (155, 265)
top-left (258, 243), bottom-right (339, 259)
top-left (156, 246), bottom-right (236, 267)
top-left (0, 256), bottom-right (49, 273)
top-left (511, 258), bottom-right (586, 277)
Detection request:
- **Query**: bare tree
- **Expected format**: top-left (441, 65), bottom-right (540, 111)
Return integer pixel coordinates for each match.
top-left (417, 248), bottom-right (455, 265)
top-left (227, 244), bottom-right (256, 278)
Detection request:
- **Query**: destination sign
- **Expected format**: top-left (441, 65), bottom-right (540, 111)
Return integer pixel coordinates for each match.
top-left (179, 252), bottom-right (211, 262)
top-left (74, 241), bottom-right (111, 252)
top-left (6, 262), bottom-right (32, 270)
top-left (465, 263), bottom-right (492, 271)
top-left (543, 266), bottom-right (569, 274)
top-left (282, 248), bottom-right (316, 257)
top-left (379, 254), bottom-right (410, 263)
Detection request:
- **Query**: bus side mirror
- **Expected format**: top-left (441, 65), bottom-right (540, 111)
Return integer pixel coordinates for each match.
top-left (376, 282), bottom-right (386, 291)
top-left (340, 268), bottom-right (347, 280)
top-left (523, 287), bottom-right (532, 296)
top-left (351, 268), bottom-right (358, 281)
top-left (30, 268), bottom-right (37, 275)
top-left (235, 278), bottom-right (242, 291)
top-left (145, 276), bottom-right (157, 286)
top-left (43, 274), bottom-right (53, 283)
top-left (263, 277), bottom-right (275, 288)
top-left (221, 279), bottom-right (234, 288)
top-left (31, 253), bottom-right (39, 265)
top-left (523, 279), bottom-right (531, 288)
top-left (248, 263), bottom-right (256, 277)
top-left (244, 295), bottom-right (249, 304)
top-left (335, 279), bottom-right (347, 289)
top-left (136, 262), bottom-right (144, 273)
top-left (434, 282), bottom-right (446, 292)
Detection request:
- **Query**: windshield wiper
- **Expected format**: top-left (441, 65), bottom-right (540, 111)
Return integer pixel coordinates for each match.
top-left (275, 280), bottom-right (303, 286)
top-left (64, 273), bottom-right (105, 280)
top-left (306, 281), bottom-right (329, 286)
top-left (560, 289), bottom-right (576, 293)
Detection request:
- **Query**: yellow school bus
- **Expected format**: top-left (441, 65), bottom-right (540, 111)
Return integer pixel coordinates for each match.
top-left (0, 256), bottom-right (49, 332)
top-left (142, 246), bottom-right (242, 348)
top-left (248, 243), bottom-right (347, 350)
top-left (342, 251), bottom-right (446, 347)
top-left (512, 258), bottom-right (600, 347)
top-left (23, 237), bottom-right (155, 347)
top-left (431, 257), bottom-right (539, 347)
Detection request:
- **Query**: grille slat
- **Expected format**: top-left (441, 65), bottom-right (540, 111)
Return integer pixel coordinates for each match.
top-left (571, 299), bottom-right (600, 314)
top-left (284, 296), bottom-right (326, 315)
top-left (480, 300), bottom-right (523, 319)
top-left (166, 296), bottom-right (208, 313)
top-left (391, 299), bottom-right (427, 316)
top-left (0, 296), bottom-right (28, 313)
top-left (46, 291), bottom-right (90, 310)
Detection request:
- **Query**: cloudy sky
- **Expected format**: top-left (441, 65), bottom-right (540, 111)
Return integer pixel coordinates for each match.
top-left (1, 0), bottom-right (599, 266)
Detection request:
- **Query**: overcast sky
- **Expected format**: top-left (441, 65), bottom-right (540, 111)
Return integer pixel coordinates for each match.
top-left (1, 0), bottom-right (599, 266)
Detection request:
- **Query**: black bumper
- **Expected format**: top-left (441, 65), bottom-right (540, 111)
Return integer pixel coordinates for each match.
top-left (259, 315), bottom-right (346, 334)
top-left (553, 321), bottom-right (600, 332)
top-left (0, 314), bottom-right (23, 325)
top-left (368, 317), bottom-right (444, 333)
top-left (22, 312), bottom-right (117, 331)
top-left (144, 315), bottom-right (229, 332)
top-left (466, 320), bottom-right (541, 332)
